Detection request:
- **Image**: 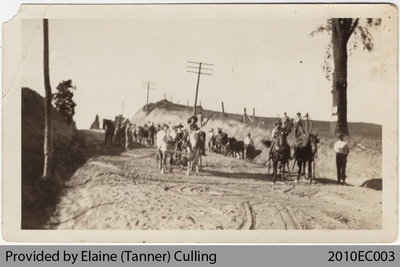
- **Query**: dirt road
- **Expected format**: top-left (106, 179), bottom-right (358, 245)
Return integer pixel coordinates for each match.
top-left (46, 130), bottom-right (381, 230)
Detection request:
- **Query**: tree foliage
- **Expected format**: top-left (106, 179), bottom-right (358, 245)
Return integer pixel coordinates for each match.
top-left (53, 79), bottom-right (77, 125)
top-left (310, 18), bottom-right (382, 81)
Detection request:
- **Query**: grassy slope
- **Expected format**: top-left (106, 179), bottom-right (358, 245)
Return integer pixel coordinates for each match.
top-left (22, 87), bottom-right (84, 228)
top-left (132, 100), bottom-right (382, 185)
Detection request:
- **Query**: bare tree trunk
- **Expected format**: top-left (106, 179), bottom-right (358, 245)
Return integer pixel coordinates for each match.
top-left (331, 18), bottom-right (349, 136)
top-left (42, 19), bottom-right (53, 179)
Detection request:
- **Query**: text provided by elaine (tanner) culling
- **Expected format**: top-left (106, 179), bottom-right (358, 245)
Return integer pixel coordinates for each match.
top-left (5, 249), bottom-right (217, 265)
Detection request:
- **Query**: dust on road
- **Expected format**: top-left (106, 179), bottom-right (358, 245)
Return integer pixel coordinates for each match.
top-left (46, 130), bottom-right (381, 230)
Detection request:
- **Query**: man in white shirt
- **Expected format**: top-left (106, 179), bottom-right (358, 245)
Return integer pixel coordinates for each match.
top-left (281, 112), bottom-right (289, 130)
top-left (334, 133), bottom-right (350, 183)
top-left (244, 133), bottom-right (254, 158)
top-left (271, 120), bottom-right (282, 140)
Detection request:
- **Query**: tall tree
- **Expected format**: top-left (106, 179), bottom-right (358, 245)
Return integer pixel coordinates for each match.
top-left (42, 19), bottom-right (53, 179)
top-left (311, 18), bottom-right (381, 135)
top-left (53, 79), bottom-right (77, 125)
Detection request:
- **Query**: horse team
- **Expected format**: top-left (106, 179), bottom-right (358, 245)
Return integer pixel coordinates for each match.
top-left (101, 116), bottom-right (319, 182)
top-left (267, 124), bottom-right (319, 184)
top-left (102, 117), bottom-right (156, 149)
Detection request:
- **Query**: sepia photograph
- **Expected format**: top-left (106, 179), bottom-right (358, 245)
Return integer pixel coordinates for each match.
top-left (2, 4), bottom-right (398, 242)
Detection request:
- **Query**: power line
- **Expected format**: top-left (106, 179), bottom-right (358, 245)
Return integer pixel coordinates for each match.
top-left (141, 82), bottom-right (156, 116)
top-left (186, 61), bottom-right (214, 115)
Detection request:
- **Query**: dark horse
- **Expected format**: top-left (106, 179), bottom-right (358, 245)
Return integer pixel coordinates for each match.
top-left (294, 133), bottom-right (319, 182)
top-left (270, 131), bottom-right (290, 184)
top-left (135, 126), bottom-right (145, 144)
top-left (198, 131), bottom-right (206, 156)
top-left (115, 121), bottom-right (127, 148)
top-left (102, 119), bottom-right (115, 145)
top-left (173, 129), bottom-right (187, 162)
top-left (215, 130), bottom-right (228, 154)
top-left (145, 124), bottom-right (156, 146)
top-left (113, 116), bottom-right (125, 147)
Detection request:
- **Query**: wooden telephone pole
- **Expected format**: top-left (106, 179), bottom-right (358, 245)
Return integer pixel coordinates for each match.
top-left (42, 18), bottom-right (53, 179)
top-left (186, 61), bottom-right (213, 115)
top-left (141, 82), bottom-right (155, 116)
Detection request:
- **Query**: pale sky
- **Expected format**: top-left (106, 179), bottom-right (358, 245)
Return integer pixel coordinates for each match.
top-left (21, 17), bottom-right (392, 129)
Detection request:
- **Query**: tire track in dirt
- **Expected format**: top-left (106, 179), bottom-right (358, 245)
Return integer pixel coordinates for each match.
top-left (239, 201), bottom-right (256, 230)
top-left (274, 204), bottom-right (299, 230)
top-left (48, 202), bottom-right (115, 226)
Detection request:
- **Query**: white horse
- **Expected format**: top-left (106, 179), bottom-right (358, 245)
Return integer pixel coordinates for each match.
top-left (185, 130), bottom-right (203, 176)
top-left (156, 128), bottom-right (177, 174)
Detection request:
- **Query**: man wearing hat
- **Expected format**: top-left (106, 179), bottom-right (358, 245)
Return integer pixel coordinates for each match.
top-left (156, 123), bottom-right (169, 151)
top-left (281, 112), bottom-right (290, 130)
top-left (162, 123), bottom-right (169, 131)
top-left (187, 115), bottom-right (200, 131)
top-left (244, 133), bottom-right (255, 159)
top-left (271, 120), bottom-right (283, 140)
top-left (293, 112), bottom-right (304, 137)
top-left (293, 112), bottom-right (305, 148)
top-left (334, 133), bottom-right (349, 183)
top-left (269, 120), bottom-right (283, 156)
top-left (176, 123), bottom-right (184, 133)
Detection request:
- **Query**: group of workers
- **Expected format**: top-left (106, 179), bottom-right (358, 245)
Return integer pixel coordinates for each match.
top-left (270, 111), bottom-right (349, 184)
top-left (161, 111), bottom-right (349, 184)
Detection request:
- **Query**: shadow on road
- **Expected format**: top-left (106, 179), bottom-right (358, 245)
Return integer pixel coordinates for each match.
top-left (360, 178), bottom-right (382, 190)
top-left (22, 129), bottom-right (126, 229)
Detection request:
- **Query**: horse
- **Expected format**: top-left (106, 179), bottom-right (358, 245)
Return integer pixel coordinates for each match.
top-left (225, 137), bottom-right (236, 157)
top-left (215, 131), bottom-right (228, 154)
top-left (135, 126), bottom-right (145, 144)
top-left (115, 122), bottom-right (126, 148)
top-left (156, 128), bottom-right (178, 174)
top-left (226, 137), bottom-right (245, 159)
top-left (244, 144), bottom-right (255, 159)
top-left (270, 130), bottom-right (290, 184)
top-left (294, 133), bottom-right (319, 182)
top-left (173, 129), bottom-right (186, 162)
top-left (185, 130), bottom-right (204, 176)
top-left (207, 131), bottom-right (216, 152)
top-left (102, 119), bottom-right (115, 146)
top-left (112, 116), bottom-right (125, 147)
top-left (145, 124), bottom-right (156, 146)
top-left (198, 131), bottom-right (206, 156)
top-left (123, 120), bottom-right (132, 150)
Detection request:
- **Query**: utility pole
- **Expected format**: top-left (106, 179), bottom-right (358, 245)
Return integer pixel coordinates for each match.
top-left (187, 61), bottom-right (213, 115)
top-left (42, 18), bottom-right (53, 179)
top-left (141, 82), bottom-right (155, 116)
